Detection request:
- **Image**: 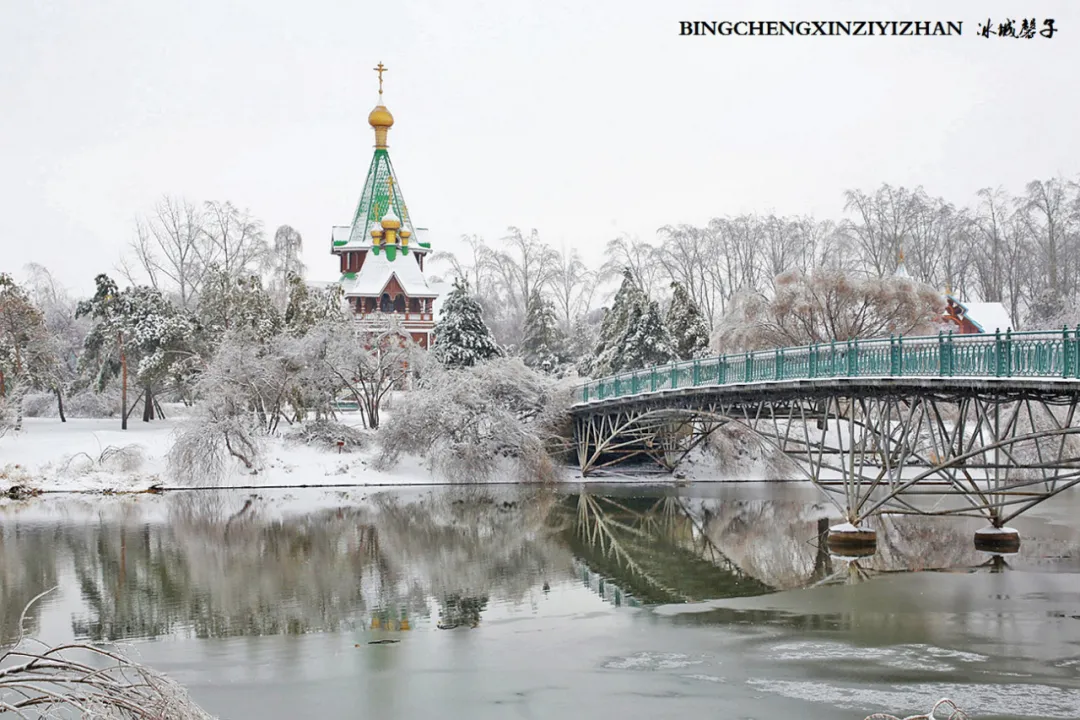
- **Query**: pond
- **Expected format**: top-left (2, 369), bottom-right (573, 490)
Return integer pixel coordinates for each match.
top-left (2, 482), bottom-right (1080, 719)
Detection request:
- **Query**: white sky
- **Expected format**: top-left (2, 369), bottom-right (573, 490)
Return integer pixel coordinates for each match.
top-left (2, 0), bottom-right (1078, 295)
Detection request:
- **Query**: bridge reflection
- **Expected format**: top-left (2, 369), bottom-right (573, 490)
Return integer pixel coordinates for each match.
top-left (2, 487), bottom-right (1077, 644)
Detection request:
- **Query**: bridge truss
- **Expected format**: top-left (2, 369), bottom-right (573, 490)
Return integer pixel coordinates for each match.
top-left (573, 377), bottom-right (1080, 527)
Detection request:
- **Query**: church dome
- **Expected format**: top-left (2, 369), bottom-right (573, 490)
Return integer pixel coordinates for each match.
top-left (369, 104), bottom-right (394, 129)
top-left (381, 204), bottom-right (401, 230)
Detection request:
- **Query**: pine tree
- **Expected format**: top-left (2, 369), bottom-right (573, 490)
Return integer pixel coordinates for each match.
top-left (592, 269), bottom-right (676, 376)
top-left (284, 273), bottom-right (343, 335)
top-left (432, 277), bottom-right (502, 368)
top-left (521, 289), bottom-right (566, 372)
top-left (76, 274), bottom-right (196, 426)
top-left (623, 298), bottom-right (678, 370)
top-left (197, 267), bottom-right (282, 346)
top-left (666, 281), bottom-right (711, 360)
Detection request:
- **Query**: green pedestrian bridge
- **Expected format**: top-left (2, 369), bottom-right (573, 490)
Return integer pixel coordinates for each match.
top-left (570, 329), bottom-right (1080, 528)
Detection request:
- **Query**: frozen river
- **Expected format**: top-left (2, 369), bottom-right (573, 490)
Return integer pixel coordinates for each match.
top-left (3, 482), bottom-right (1080, 719)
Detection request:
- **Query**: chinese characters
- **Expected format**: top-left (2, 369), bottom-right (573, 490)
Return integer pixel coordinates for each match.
top-left (978, 18), bottom-right (1057, 38)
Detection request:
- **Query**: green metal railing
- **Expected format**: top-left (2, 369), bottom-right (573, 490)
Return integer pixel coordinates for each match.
top-left (574, 328), bottom-right (1080, 405)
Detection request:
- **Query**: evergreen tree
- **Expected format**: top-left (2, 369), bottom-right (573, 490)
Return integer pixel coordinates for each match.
top-left (432, 277), bottom-right (502, 368)
top-left (76, 274), bottom-right (196, 426)
top-left (520, 289), bottom-right (566, 373)
top-left (592, 269), bottom-right (676, 376)
top-left (0, 273), bottom-right (59, 428)
top-left (197, 267), bottom-right (282, 346)
top-left (666, 281), bottom-right (711, 360)
top-left (284, 273), bottom-right (343, 335)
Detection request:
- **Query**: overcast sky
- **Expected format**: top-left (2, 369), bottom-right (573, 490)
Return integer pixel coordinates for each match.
top-left (2, 0), bottom-right (1078, 295)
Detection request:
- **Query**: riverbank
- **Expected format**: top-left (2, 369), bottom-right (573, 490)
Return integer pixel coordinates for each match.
top-left (0, 413), bottom-right (478, 495)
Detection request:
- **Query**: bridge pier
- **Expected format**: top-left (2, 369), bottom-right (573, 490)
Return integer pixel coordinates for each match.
top-left (826, 522), bottom-right (877, 557)
top-left (973, 525), bottom-right (1021, 554)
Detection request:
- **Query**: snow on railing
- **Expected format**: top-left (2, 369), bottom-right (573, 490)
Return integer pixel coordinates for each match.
top-left (574, 328), bottom-right (1080, 404)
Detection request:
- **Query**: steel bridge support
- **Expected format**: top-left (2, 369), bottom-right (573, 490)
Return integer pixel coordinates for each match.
top-left (573, 386), bottom-right (1080, 529)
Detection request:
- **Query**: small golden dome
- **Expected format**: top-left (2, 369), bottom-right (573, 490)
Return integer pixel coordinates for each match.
top-left (381, 216), bottom-right (401, 231)
top-left (368, 104), bottom-right (394, 129)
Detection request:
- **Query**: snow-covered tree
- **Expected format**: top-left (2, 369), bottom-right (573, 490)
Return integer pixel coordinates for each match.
top-left (666, 281), bottom-right (710, 360)
top-left (520, 289), bottom-right (567, 373)
top-left (376, 356), bottom-right (573, 483)
top-left (75, 274), bottom-right (196, 427)
top-left (318, 315), bottom-right (422, 429)
top-left (432, 277), bottom-right (502, 368)
top-left (269, 225), bottom-right (306, 310)
top-left (167, 331), bottom-right (272, 482)
top-left (713, 270), bottom-right (945, 352)
top-left (591, 269), bottom-right (676, 376)
top-left (283, 274), bottom-right (343, 335)
top-left (0, 273), bottom-right (58, 428)
top-left (196, 267), bottom-right (282, 347)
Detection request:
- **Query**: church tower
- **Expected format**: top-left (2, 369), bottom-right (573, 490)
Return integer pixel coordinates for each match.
top-left (330, 62), bottom-right (439, 348)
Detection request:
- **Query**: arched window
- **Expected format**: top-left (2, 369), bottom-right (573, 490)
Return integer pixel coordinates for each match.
top-left (380, 293), bottom-right (393, 313)
top-left (394, 295), bottom-right (406, 313)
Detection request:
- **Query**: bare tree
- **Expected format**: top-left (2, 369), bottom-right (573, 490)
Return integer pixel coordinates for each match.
top-left (1018, 178), bottom-right (1079, 315)
top-left (714, 270), bottom-right (945, 351)
top-left (549, 245), bottom-right (596, 331)
top-left (600, 233), bottom-right (664, 298)
top-left (201, 201), bottom-right (269, 282)
top-left (486, 227), bottom-right (559, 318)
top-left (322, 316), bottom-right (421, 430)
top-left (122, 196), bottom-right (209, 308)
top-left (843, 184), bottom-right (925, 276)
top-left (973, 187), bottom-right (1010, 302)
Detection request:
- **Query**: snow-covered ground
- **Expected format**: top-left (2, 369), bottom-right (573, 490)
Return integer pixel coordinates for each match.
top-left (0, 413), bottom-right (480, 494)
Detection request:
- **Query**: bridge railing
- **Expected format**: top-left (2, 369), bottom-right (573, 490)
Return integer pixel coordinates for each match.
top-left (574, 328), bottom-right (1080, 404)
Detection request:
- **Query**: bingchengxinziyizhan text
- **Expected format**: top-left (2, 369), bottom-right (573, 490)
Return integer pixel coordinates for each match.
top-left (678, 19), bottom-right (1059, 38)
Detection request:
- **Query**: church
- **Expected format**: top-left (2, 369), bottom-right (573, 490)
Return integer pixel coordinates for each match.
top-left (330, 63), bottom-right (440, 348)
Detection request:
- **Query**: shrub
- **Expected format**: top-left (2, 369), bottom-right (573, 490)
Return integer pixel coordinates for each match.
top-left (284, 419), bottom-right (369, 452)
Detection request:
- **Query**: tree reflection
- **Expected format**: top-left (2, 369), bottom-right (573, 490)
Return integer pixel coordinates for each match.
top-left (0, 521), bottom-right (59, 642)
top-left (1, 486), bottom-right (1077, 645)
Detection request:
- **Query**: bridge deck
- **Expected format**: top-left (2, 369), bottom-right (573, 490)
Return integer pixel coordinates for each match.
top-left (574, 329), bottom-right (1080, 408)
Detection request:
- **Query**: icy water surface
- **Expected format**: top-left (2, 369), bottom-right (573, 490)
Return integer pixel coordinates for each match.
top-left (3, 482), bottom-right (1080, 719)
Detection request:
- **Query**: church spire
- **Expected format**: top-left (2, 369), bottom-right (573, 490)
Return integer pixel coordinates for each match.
top-left (368, 61), bottom-right (394, 148)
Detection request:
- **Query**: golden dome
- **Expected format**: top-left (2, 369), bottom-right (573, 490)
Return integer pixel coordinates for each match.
top-left (368, 105), bottom-right (394, 129)
top-left (381, 215), bottom-right (401, 231)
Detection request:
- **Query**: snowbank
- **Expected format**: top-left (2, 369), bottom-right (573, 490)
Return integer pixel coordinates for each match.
top-left (0, 414), bottom-right (514, 494)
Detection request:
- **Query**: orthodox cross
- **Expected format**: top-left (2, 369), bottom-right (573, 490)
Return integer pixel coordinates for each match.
top-left (374, 62), bottom-right (388, 96)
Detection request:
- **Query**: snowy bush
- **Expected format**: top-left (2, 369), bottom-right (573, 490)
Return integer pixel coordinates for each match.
top-left (167, 331), bottom-right (280, 484)
top-left (375, 357), bottom-right (574, 483)
top-left (59, 444), bottom-right (146, 477)
top-left (284, 419), bottom-right (369, 452)
top-left (64, 385), bottom-right (122, 418)
top-left (169, 405), bottom-right (263, 485)
top-left (20, 391), bottom-right (55, 417)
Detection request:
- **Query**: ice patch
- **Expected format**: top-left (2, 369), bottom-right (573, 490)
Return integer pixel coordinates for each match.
top-left (683, 674), bottom-right (724, 683)
top-left (747, 678), bottom-right (1080, 719)
top-left (768, 641), bottom-right (987, 672)
top-left (602, 652), bottom-right (705, 671)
